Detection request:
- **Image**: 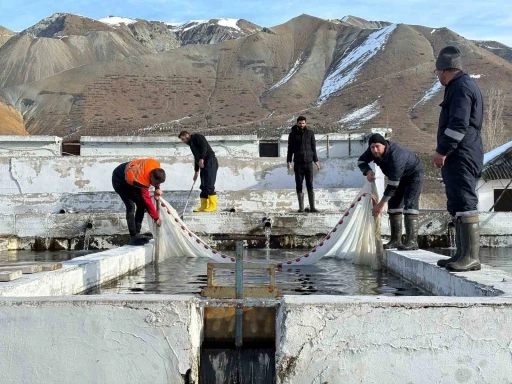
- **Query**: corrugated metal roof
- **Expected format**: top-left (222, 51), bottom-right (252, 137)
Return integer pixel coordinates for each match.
top-left (482, 146), bottom-right (512, 181)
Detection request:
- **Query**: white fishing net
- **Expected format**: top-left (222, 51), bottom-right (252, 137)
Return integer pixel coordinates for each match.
top-left (149, 183), bottom-right (379, 268)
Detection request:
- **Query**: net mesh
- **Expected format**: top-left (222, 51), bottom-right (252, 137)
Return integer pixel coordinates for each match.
top-left (149, 183), bottom-right (379, 268)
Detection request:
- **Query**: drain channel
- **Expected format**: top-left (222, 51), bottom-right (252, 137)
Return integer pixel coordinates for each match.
top-left (200, 241), bottom-right (279, 384)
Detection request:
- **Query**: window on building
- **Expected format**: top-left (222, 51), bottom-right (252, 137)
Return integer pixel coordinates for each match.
top-left (493, 188), bottom-right (512, 212)
top-left (259, 141), bottom-right (279, 157)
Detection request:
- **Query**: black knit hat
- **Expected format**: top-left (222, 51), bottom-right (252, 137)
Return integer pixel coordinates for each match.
top-left (436, 46), bottom-right (463, 71)
top-left (368, 133), bottom-right (387, 147)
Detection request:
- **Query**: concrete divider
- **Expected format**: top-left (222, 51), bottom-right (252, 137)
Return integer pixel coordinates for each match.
top-left (0, 243), bottom-right (157, 296)
top-left (276, 295), bottom-right (512, 384)
top-left (0, 295), bottom-right (202, 384)
top-left (0, 188), bottom-right (360, 214)
top-left (385, 249), bottom-right (512, 297)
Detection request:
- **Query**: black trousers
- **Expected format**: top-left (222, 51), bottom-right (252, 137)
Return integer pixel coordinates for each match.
top-left (112, 164), bottom-right (145, 237)
top-left (294, 162), bottom-right (314, 193)
top-left (200, 157), bottom-right (218, 198)
top-left (387, 170), bottom-right (424, 216)
top-left (442, 155), bottom-right (480, 217)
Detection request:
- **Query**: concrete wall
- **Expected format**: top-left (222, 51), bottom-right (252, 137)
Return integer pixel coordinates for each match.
top-left (385, 249), bottom-right (512, 297)
top-left (276, 295), bottom-right (512, 384)
top-left (0, 296), bottom-right (201, 384)
top-left (0, 243), bottom-right (157, 296)
top-left (0, 136), bottom-right (62, 157)
top-left (478, 179), bottom-right (511, 212)
top-left (0, 156), bottom-right (372, 195)
top-left (80, 135), bottom-right (260, 158)
top-left (0, 189), bottom-right (361, 214)
top-left (279, 128), bottom-right (392, 158)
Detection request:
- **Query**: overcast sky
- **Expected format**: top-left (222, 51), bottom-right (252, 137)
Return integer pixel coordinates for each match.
top-left (1, 0), bottom-right (511, 45)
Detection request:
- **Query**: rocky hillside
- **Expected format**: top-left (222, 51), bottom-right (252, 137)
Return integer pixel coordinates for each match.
top-left (474, 40), bottom-right (512, 63)
top-left (0, 13), bottom-right (510, 154)
top-left (0, 26), bottom-right (16, 48)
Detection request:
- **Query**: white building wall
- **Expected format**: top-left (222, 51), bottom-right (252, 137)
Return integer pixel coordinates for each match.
top-left (0, 156), bottom-right (376, 195)
top-left (0, 136), bottom-right (62, 157)
top-left (80, 135), bottom-right (260, 158)
top-left (478, 179), bottom-right (511, 211)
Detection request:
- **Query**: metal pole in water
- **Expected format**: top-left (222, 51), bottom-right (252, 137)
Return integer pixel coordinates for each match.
top-left (235, 240), bottom-right (244, 348)
top-left (154, 197), bottom-right (161, 263)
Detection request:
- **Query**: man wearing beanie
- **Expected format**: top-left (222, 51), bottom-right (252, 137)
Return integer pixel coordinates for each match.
top-left (358, 133), bottom-right (424, 250)
top-left (432, 46), bottom-right (484, 272)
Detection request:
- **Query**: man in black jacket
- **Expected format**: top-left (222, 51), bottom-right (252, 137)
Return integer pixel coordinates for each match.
top-left (287, 116), bottom-right (321, 213)
top-left (432, 46), bottom-right (484, 272)
top-left (179, 131), bottom-right (219, 212)
top-left (358, 134), bottom-right (424, 250)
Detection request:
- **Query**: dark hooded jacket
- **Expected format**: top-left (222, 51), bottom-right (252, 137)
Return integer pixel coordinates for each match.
top-left (286, 125), bottom-right (319, 164)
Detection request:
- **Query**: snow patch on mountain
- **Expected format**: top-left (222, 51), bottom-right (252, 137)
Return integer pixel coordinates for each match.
top-left (317, 24), bottom-right (397, 105)
top-left (269, 54), bottom-right (306, 91)
top-left (339, 101), bottom-right (380, 130)
top-left (98, 16), bottom-right (137, 27)
top-left (413, 80), bottom-right (443, 108)
top-left (216, 18), bottom-right (241, 31)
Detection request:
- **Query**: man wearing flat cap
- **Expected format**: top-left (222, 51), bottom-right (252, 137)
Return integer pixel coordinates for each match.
top-left (432, 46), bottom-right (484, 272)
top-left (358, 134), bottom-right (424, 250)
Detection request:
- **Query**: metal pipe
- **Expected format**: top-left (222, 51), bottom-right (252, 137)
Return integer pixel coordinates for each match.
top-left (326, 134), bottom-right (330, 159)
top-left (154, 198), bottom-right (161, 263)
top-left (235, 240), bottom-right (244, 347)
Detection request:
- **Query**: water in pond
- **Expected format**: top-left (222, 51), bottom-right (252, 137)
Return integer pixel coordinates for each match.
top-left (87, 249), bottom-right (427, 296)
top-left (0, 249), bottom-right (100, 263)
top-left (429, 247), bottom-right (512, 274)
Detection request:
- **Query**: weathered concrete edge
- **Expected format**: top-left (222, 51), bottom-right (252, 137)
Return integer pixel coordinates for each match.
top-left (0, 295), bottom-right (203, 384)
top-left (0, 242), bottom-right (158, 297)
top-left (385, 249), bottom-right (512, 297)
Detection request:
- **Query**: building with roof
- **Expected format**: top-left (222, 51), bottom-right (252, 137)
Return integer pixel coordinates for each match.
top-left (478, 141), bottom-right (512, 212)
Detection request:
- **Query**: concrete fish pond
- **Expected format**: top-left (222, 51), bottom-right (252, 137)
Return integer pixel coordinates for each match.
top-left (1, 134), bottom-right (512, 383)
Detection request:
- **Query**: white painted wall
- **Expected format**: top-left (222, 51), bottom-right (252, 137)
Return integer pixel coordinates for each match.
top-left (478, 179), bottom-right (511, 211)
top-left (0, 296), bottom-right (201, 384)
top-left (0, 156), bottom-right (374, 195)
top-left (81, 135), bottom-right (260, 157)
top-left (276, 295), bottom-right (512, 384)
top-left (0, 136), bottom-right (62, 157)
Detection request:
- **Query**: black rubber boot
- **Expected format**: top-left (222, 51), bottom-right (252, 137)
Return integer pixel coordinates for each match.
top-left (446, 214), bottom-right (481, 272)
top-left (140, 231), bottom-right (154, 239)
top-left (398, 215), bottom-right (419, 251)
top-left (384, 214), bottom-right (403, 250)
top-left (297, 192), bottom-right (305, 213)
top-left (307, 190), bottom-right (318, 213)
top-left (437, 219), bottom-right (460, 267)
top-left (129, 235), bottom-right (150, 246)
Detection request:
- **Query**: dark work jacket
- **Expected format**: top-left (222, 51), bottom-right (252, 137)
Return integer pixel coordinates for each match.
top-left (187, 134), bottom-right (216, 172)
top-left (358, 141), bottom-right (423, 200)
top-left (436, 71), bottom-right (484, 174)
top-left (286, 125), bottom-right (319, 164)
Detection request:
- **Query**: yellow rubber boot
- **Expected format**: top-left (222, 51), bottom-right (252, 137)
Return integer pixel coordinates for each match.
top-left (203, 195), bottom-right (217, 212)
top-left (193, 198), bottom-right (208, 212)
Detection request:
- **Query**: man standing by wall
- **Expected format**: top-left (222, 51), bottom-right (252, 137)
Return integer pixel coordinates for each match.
top-left (432, 46), bottom-right (484, 272)
top-left (358, 134), bottom-right (424, 250)
top-left (112, 158), bottom-right (165, 245)
top-left (287, 116), bottom-right (321, 213)
top-left (179, 131), bottom-right (219, 212)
